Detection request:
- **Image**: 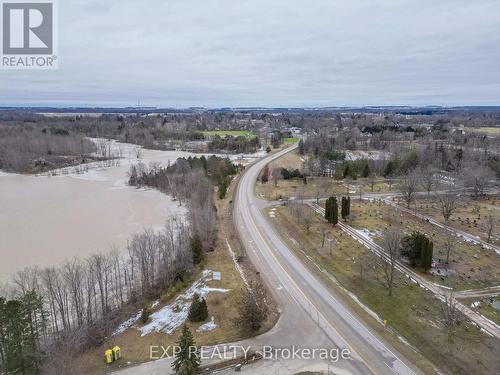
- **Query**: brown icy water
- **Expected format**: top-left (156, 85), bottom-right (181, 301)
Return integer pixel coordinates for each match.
top-left (0, 141), bottom-right (193, 280)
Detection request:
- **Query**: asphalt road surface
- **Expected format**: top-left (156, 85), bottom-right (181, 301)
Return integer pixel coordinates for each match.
top-left (233, 145), bottom-right (421, 375)
top-left (114, 146), bottom-right (423, 375)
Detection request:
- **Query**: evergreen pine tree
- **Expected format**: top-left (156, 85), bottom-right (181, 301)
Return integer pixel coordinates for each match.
top-left (218, 180), bottom-right (228, 199)
top-left (325, 197), bottom-right (339, 225)
top-left (325, 198), bottom-right (331, 221)
top-left (421, 239), bottom-right (434, 270)
top-left (188, 293), bottom-right (208, 322)
top-left (141, 302), bottom-right (152, 323)
top-left (0, 291), bottom-right (45, 374)
top-left (384, 161), bottom-right (394, 177)
top-left (401, 232), bottom-right (434, 269)
top-left (343, 164), bottom-right (350, 179)
top-left (346, 196), bottom-right (351, 218)
top-left (332, 197), bottom-right (339, 225)
top-left (172, 325), bottom-right (200, 375)
top-left (362, 163), bottom-right (370, 178)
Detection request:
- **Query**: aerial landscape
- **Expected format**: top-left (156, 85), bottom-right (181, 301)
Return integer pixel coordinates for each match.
top-left (0, 1), bottom-right (499, 375)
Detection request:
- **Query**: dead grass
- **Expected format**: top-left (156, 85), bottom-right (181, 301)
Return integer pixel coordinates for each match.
top-left (412, 195), bottom-right (499, 246)
top-left (347, 199), bottom-right (500, 290)
top-left (459, 296), bottom-right (500, 325)
top-left (256, 177), bottom-right (396, 201)
top-left (268, 204), bottom-right (500, 375)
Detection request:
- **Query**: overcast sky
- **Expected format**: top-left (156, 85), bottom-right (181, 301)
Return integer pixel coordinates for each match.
top-left (1, 0), bottom-right (499, 107)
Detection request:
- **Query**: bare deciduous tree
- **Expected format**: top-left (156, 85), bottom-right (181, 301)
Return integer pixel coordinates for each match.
top-left (463, 165), bottom-right (492, 196)
top-left (301, 206), bottom-right (314, 233)
top-left (378, 227), bottom-right (401, 296)
top-left (271, 167), bottom-right (282, 187)
top-left (135, 146), bottom-right (143, 159)
top-left (320, 226), bottom-right (327, 248)
top-left (443, 233), bottom-right (455, 264)
top-left (358, 251), bottom-right (375, 281)
top-left (486, 214), bottom-right (495, 244)
top-left (441, 290), bottom-right (459, 342)
top-left (399, 171), bottom-right (419, 208)
top-left (233, 282), bottom-right (269, 333)
top-left (315, 178), bottom-right (331, 204)
top-left (438, 192), bottom-right (458, 223)
top-left (418, 166), bottom-right (435, 197)
top-left (368, 175), bottom-right (376, 192)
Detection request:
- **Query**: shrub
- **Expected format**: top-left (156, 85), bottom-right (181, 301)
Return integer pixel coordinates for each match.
top-left (141, 303), bottom-right (152, 324)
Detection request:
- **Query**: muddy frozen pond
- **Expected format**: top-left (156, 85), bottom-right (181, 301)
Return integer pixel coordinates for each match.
top-left (0, 141), bottom-right (249, 280)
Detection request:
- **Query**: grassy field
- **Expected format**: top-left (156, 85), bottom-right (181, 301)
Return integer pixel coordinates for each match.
top-left (202, 130), bottom-right (254, 138)
top-left (347, 200), bottom-right (500, 290)
top-left (459, 296), bottom-right (500, 325)
top-left (256, 176), bottom-right (396, 201)
top-left (267, 204), bottom-right (500, 375)
top-left (466, 127), bottom-right (500, 135)
top-left (284, 137), bottom-right (300, 144)
top-left (411, 195), bottom-right (499, 246)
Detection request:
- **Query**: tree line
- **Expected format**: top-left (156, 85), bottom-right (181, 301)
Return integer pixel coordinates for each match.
top-left (207, 135), bottom-right (261, 154)
top-left (0, 124), bottom-right (97, 173)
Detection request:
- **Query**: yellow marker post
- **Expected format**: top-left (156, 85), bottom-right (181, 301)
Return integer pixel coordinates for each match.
top-left (104, 349), bottom-right (113, 364)
top-left (112, 346), bottom-right (121, 361)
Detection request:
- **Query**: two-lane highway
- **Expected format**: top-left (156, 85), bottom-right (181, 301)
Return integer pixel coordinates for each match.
top-left (233, 145), bottom-right (422, 375)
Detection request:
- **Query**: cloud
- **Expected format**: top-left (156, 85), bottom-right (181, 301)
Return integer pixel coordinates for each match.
top-left (1, 0), bottom-right (499, 107)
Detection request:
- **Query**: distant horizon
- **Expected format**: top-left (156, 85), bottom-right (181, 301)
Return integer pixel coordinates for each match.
top-left (1, 103), bottom-right (500, 111)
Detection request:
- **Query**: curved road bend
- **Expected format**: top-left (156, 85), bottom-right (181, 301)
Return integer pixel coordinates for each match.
top-left (234, 145), bottom-right (421, 375)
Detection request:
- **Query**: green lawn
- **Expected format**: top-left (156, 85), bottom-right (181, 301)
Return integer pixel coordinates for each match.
top-left (202, 130), bottom-right (254, 138)
top-left (284, 137), bottom-right (300, 144)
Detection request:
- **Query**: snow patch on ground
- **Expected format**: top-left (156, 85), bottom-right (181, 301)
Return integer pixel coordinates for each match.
top-left (344, 150), bottom-right (391, 161)
top-left (114, 270), bottom-right (230, 337)
top-left (114, 300), bottom-right (160, 336)
top-left (225, 238), bottom-right (250, 289)
top-left (480, 327), bottom-right (494, 338)
top-left (230, 150), bottom-right (268, 166)
top-left (397, 335), bottom-right (419, 353)
top-left (354, 228), bottom-right (381, 240)
top-left (197, 317), bottom-right (217, 332)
